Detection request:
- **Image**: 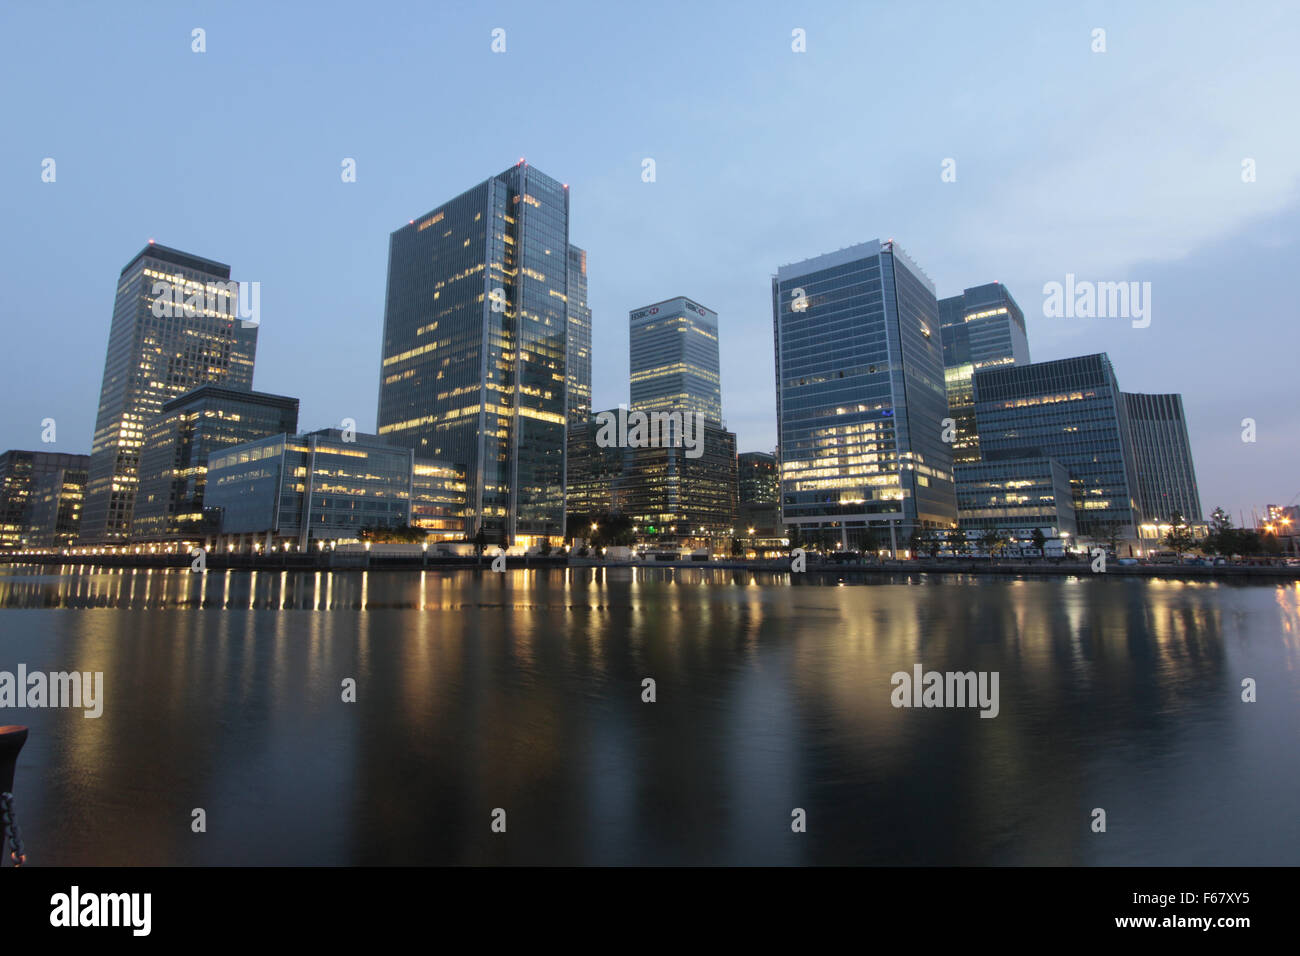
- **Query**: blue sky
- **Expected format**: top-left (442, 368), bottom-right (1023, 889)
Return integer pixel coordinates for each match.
top-left (1, 0), bottom-right (1297, 521)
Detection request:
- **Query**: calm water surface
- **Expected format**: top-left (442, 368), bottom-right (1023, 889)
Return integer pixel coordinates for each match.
top-left (1, 565), bottom-right (1297, 865)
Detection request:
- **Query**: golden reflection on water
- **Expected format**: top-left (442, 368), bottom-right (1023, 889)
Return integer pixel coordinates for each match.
top-left (4, 563), bottom-right (1298, 865)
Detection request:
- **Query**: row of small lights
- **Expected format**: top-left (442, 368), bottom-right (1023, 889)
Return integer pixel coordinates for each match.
top-left (27, 524), bottom-right (1277, 560)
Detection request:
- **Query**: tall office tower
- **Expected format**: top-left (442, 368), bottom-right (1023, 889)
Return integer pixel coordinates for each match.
top-left (939, 282), bottom-right (1029, 465)
top-left (625, 296), bottom-right (736, 540)
top-left (132, 385), bottom-right (299, 543)
top-left (80, 244), bottom-right (257, 543)
top-left (772, 240), bottom-right (956, 550)
top-left (566, 245), bottom-right (592, 427)
top-left (0, 450), bottom-right (91, 548)
top-left (629, 296), bottom-right (722, 424)
top-left (1123, 392), bottom-right (1202, 526)
top-left (971, 353), bottom-right (1142, 543)
top-left (376, 162), bottom-right (569, 546)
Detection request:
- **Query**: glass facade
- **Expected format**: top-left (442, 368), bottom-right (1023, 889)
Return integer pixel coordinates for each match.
top-left (376, 163), bottom-right (569, 546)
top-left (132, 385), bottom-right (299, 542)
top-left (412, 459), bottom-right (467, 538)
top-left (955, 456), bottom-right (1077, 536)
top-left (737, 451), bottom-right (778, 505)
top-left (629, 297), bottom-right (722, 424)
top-left (206, 429), bottom-right (442, 549)
top-left (738, 451), bottom-right (779, 536)
top-left (26, 467), bottom-right (89, 547)
top-left (565, 410), bottom-right (629, 516)
top-left (622, 422), bottom-right (738, 539)
top-left (0, 451), bottom-right (91, 548)
top-left (939, 282), bottom-right (1029, 465)
top-left (565, 244), bottom-right (592, 427)
top-left (972, 353), bottom-right (1142, 541)
top-left (81, 244), bottom-right (257, 543)
top-left (1123, 392), bottom-right (1202, 524)
top-left (773, 240), bottom-right (955, 547)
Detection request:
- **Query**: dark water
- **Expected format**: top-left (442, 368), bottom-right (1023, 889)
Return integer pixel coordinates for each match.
top-left (0, 565), bottom-right (1296, 865)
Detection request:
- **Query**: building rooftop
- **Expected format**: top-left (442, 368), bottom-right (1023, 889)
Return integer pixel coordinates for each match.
top-left (121, 242), bottom-right (231, 279)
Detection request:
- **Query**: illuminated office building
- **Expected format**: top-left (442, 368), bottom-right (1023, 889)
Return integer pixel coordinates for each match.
top-left (566, 244), bottom-right (592, 427)
top-left (622, 422), bottom-right (738, 541)
top-left (0, 450), bottom-right (90, 548)
top-left (80, 243), bottom-right (257, 543)
top-left (738, 451), bottom-right (778, 505)
top-left (568, 410), bottom-right (739, 540)
top-left (1123, 392), bottom-right (1202, 525)
top-left (624, 296), bottom-right (735, 538)
top-left (412, 459), bottom-right (468, 538)
top-left (205, 428), bottom-right (465, 551)
top-left (629, 297), bottom-right (722, 424)
top-left (565, 410), bottom-right (628, 517)
top-left (954, 455), bottom-right (1077, 539)
top-left (971, 353), bottom-right (1142, 542)
top-left (939, 282), bottom-right (1029, 465)
top-left (26, 465), bottom-right (90, 547)
top-left (132, 385), bottom-right (299, 543)
top-left (738, 450), bottom-right (780, 538)
top-left (376, 162), bottom-right (569, 547)
top-left (772, 240), bottom-right (956, 549)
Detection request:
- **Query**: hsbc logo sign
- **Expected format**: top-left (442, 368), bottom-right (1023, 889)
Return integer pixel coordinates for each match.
top-left (631, 301), bottom-right (711, 321)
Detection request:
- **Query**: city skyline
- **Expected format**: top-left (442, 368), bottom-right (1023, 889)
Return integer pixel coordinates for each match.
top-left (2, 2), bottom-right (1298, 523)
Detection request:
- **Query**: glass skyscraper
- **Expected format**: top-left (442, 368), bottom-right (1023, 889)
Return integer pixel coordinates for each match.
top-left (1123, 392), bottom-right (1202, 526)
top-left (80, 244), bottom-right (257, 543)
top-left (772, 240), bottom-right (956, 549)
top-left (376, 162), bottom-right (569, 547)
top-left (566, 244), bottom-right (592, 427)
top-left (623, 296), bottom-right (736, 540)
top-left (939, 282), bottom-right (1029, 465)
top-left (629, 297), bottom-right (722, 424)
top-left (972, 353), bottom-right (1142, 542)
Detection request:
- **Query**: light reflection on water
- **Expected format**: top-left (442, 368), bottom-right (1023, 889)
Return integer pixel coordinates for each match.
top-left (0, 565), bottom-right (1296, 865)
